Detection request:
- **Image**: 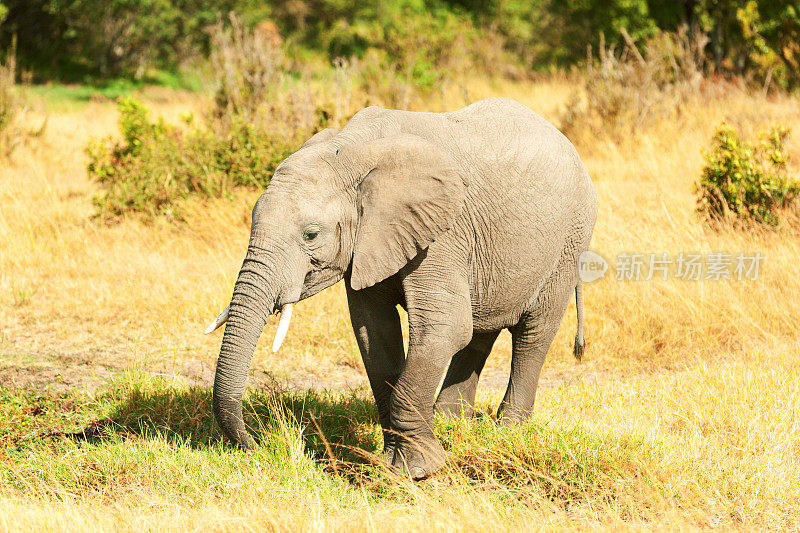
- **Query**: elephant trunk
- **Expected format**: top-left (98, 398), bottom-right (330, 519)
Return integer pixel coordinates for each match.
top-left (212, 258), bottom-right (277, 449)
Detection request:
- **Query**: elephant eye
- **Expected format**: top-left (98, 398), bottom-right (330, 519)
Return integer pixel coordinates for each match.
top-left (303, 229), bottom-right (319, 242)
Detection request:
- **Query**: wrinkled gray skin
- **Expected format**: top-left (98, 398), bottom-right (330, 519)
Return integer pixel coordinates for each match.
top-left (213, 97), bottom-right (597, 479)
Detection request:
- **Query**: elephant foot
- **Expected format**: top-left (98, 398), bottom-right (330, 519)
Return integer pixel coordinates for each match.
top-left (434, 398), bottom-right (474, 421)
top-left (496, 402), bottom-right (532, 425)
top-left (381, 432), bottom-right (445, 480)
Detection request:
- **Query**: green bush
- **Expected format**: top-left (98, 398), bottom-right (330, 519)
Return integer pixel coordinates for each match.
top-left (88, 19), bottom-right (339, 222)
top-left (88, 97), bottom-right (300, 220)
top-left (697, 123), bottom-right (800, 227)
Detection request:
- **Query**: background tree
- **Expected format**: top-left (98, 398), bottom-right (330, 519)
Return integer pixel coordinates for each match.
top-left (1, 0), bottom-right (799, 87)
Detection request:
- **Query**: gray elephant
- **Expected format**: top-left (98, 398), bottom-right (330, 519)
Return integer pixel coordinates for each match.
top-left (205, 97), bottom-right (597, 479)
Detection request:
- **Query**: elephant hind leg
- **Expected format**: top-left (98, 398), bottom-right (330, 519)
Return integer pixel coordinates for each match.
top-left (498, 254), bottom-right (578, 424)
top-left (435, 330), bottom-right (500, 420)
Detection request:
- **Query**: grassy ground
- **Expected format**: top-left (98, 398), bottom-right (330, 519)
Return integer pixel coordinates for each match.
top-left (1, 79), bottom-right (800, 530)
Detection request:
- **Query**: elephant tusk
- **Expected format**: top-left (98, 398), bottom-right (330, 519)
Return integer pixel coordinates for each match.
top-left (204, 305), bottom-right (230, 334)
top-left (272, 303), bottom-right (293, 353)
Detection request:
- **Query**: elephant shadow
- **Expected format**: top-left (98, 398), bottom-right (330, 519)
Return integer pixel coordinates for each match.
top-left (65, 381), bottom-right (382, 471)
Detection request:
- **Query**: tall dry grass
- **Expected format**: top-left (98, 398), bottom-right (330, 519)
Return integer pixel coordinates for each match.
top-left (0, 41), bottom-right (19, 156)
top-left (1, 71), bottom-right (800, 529)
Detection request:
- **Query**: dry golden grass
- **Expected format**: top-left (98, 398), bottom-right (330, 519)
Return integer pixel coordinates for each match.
top-left (1, 78), bottom-right (799, 530)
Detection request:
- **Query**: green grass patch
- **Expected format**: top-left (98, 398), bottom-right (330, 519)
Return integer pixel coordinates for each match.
top-left (0, 388), bottom-right (96, 446)
top-left (0, 374), bottom-right (672, 513)
top-left (1, 377), bottom-right (361, 504)
top-left (24, 70), bottom-right (204, 107)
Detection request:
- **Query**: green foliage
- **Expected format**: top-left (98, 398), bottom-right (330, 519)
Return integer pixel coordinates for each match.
top-left (116, 97), bottom-right (152, 152)
top-left (3, 0), bottom-right (800, 86)
top-left (650, 0), bottom-right (800, 88)
top-left (346, 11), bottom-right (499, 106)
top-left (698, 123), bottom-right (800, 227)
top-left (273, 0), bottom-right (657, 72)
top-left (88, 97), bottom-right (299, 220)
top-left (753, 1), bottom-right (800, 88)
top-left (538, 0), bottom-right (657, 66)
top-left (0, 0), bottom-right (268, 80)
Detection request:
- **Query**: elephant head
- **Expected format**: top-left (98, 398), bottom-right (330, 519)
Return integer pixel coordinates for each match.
top-left (206, 127), bottom-right (468, 448)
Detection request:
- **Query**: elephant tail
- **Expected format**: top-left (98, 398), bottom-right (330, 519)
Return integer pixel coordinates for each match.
top-left (573, 281), bottom-right (585, 361)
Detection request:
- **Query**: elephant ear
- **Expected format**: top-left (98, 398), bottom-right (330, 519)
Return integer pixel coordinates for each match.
top-left (301, 128), bottom-right (339, 149)
top-left (347, 134), bottom-right (468, 291)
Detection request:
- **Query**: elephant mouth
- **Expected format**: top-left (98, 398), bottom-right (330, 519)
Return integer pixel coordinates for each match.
top-left (204, 302), bottom-right (295, 353)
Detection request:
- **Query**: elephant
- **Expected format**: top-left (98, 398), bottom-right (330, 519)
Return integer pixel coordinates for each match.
top-left (205, 97), bottom-right (598, 480)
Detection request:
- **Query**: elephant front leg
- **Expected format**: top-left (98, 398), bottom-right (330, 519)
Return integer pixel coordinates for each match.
top-left (387, 281), bottom-right (473, 479)
top-left (345, 282), bottom-right (405, 457)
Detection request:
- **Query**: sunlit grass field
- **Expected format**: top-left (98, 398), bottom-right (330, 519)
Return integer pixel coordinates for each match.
top-left (1, 78), bottom-right (799, 530)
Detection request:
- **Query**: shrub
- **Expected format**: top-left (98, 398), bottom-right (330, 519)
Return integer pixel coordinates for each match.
top-left (88, 15), bottom-right (340, 221)
top-left (88, 97), bottom-right (301, 220)
top-left (697, 123), bottom-right (800, 228)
